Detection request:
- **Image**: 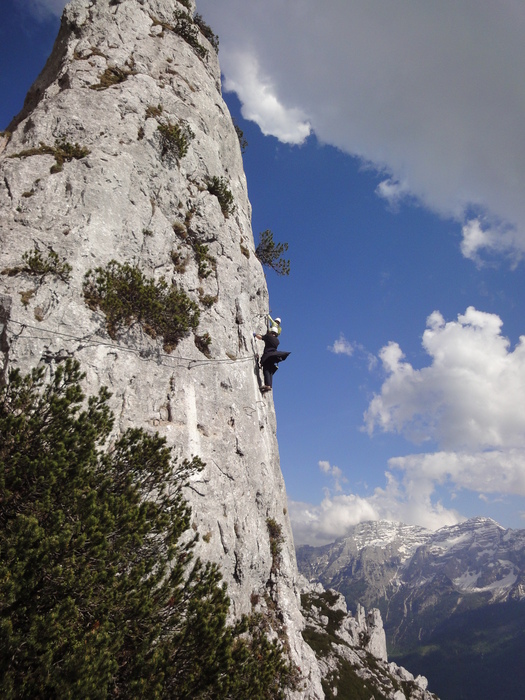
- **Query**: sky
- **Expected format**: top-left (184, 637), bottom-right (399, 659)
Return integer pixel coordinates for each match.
top-left (3, 0), bottom-right (525, 546)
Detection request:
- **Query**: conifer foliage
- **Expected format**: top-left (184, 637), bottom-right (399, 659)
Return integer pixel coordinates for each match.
top-left (255, 230), bottom-right (290, 276)
top-left (0, 360), bottom-right (296, 698)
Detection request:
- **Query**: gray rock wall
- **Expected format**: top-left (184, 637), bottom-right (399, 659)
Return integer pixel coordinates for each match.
top-left (0, 0), bottom-right (323, 695)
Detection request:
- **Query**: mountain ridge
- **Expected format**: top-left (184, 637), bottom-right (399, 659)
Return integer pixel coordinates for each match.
top-left (298, 516), bottom-right (525, 604)
top-left (297, 516), bottom-right (525, 699)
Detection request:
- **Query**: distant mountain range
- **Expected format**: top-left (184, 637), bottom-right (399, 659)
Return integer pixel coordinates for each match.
top-left (297, 517), bottom-right (525, 700)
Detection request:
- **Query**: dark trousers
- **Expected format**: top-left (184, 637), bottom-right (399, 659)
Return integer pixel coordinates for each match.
top-left (262, 361), bottom-right (277, 387)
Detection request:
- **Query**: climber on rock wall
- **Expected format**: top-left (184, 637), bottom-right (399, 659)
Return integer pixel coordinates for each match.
top-left (254, 325), bottom-right (290, 393)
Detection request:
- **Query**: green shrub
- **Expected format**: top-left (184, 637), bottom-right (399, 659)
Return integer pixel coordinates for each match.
top-left (22, 247), bottom-right (72, 281)
top-left (267, 518), bottom-right (284, 574)
top-left (207, 175), bottom-right (235, 217)
top-left (83, 260), bottom-right (200, 352)
top-left (2, 247), bottom-right (71, 283)
top-left (198, 289), bottom-right (217, 308)
top-left (233, 120), bottom-right (248, 153)
top-left (145, 103), bottom-right (163, 119)
top-left (255, 229), bottom-right (290, 276)
top-left (9, 139), bottom-right (90, 174)
top-left (302, 626), bottom-right (334, 658)
top-left (191, 241), bottom-right (215, 279)
top-left (322, 659), bottom-right (386, 700)
top-left (0, 360), bottom-right (298, 699)
top-left (194, 13), bottom-right (219, 52)
top-left (173, 10), bottom-right (208, 59)
top-left (158, 120), bottom-right (194, 162)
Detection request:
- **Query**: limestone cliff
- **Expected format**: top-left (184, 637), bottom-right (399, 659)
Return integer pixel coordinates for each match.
top-left (0, 0), bottom-right (323, 693)
top-left (0, 2), bottom-right (438, 698)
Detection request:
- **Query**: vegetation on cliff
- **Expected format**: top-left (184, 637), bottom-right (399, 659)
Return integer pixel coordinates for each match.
top-left (255, 230), bottom-right (290, 276)
top-left (83, 261), bottom-right (200, 352)
top-left (0, 360), bottom-right (297, 698)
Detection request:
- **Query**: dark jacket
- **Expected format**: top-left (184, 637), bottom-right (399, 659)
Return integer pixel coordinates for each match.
top-left (261, 333), bottom-right (290, 365)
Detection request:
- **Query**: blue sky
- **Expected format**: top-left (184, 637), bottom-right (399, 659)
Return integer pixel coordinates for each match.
top-left (3, 0), bottom-right (525, 545)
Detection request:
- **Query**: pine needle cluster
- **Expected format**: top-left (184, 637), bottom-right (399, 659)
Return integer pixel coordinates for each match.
top-left (255, 230), bottom-right (290, 276)
top-left (83, 260), bottom-right (200, 352)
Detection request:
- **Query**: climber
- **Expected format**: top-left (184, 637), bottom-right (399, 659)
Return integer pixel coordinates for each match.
top-left (267, 313), bottom-right (282, 335)
top-left (254, 326), bottom-right (290, 393)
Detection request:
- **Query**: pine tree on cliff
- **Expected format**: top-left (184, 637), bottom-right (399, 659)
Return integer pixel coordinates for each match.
top-left (0, 359), bottom-right (297, 699)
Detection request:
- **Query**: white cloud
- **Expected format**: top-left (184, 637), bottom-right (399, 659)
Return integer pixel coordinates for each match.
top-left (328, 334), bottom-right (354, 357)
top-left (375, 179), bottom-right (411, 210)
top-left (198, 0), bottom-right (525, 262)
top-left (289, 466), bottom-right (462, 546)
top-left (461, 218), bottom-right (525, 266)
top-left (289, 494), bottom-right (379, 547)
top-left (389, 449), bottom-right (525, 498)
top-left (290, 307), bottom-right (525, 546)
top-left (365, 307), bottom-right (525, 451)
top-left (222, 51), bottom-right (311, 145)
top-left (318, 460), bottom-right (346, 492)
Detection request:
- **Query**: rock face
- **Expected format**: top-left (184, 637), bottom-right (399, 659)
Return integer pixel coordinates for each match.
top-left (299, 583), bottom-right (437, 700)
top-left (0, 0), bottom-right (321, 694)
top-left (0, 2), bottom-right (439, 697)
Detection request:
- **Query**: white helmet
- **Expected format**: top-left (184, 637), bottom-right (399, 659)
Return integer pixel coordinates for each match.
top-left (270, 326), bottom-right (279, 334)
top-left (275, 317), bottom-right (281, 324)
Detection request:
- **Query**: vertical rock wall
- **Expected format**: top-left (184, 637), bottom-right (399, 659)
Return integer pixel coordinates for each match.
top-left (0, 0), bottom-right (323, 695)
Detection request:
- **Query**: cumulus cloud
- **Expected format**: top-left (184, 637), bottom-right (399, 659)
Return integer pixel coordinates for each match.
top-left (318, 460), bottom-right (346, 492)
top-left (328, 334), bottom-right (354, 357)
top-left (389, 449), bottom-right (525, 498)
top-left (221, 51), bottom-right (311, 144)
top-left (365, 306), bottom-right (525, 450)
top-left (375, 179), bottom-right (412, 211)
top-left (198, 0), bottom-right (525, 262)
top-left (289, 466), bottom-right (461, 546)
top-left (461, 219), bottom-right (525, 266)
top-left (289, 494), bottom-right (380, 547)
top-left (292, 307), bottom-right (525, 545)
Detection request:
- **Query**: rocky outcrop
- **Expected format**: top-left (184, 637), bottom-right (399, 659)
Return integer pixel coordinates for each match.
top-left (0, 1), bottom-right (439, 697)
top-left (300, 583), bottom-right (437, 700)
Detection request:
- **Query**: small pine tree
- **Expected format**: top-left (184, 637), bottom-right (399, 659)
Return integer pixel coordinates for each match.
top-left (255, 230), bottom-right (290, 276)
top-left (0, 359), bottom-right (298, 698)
